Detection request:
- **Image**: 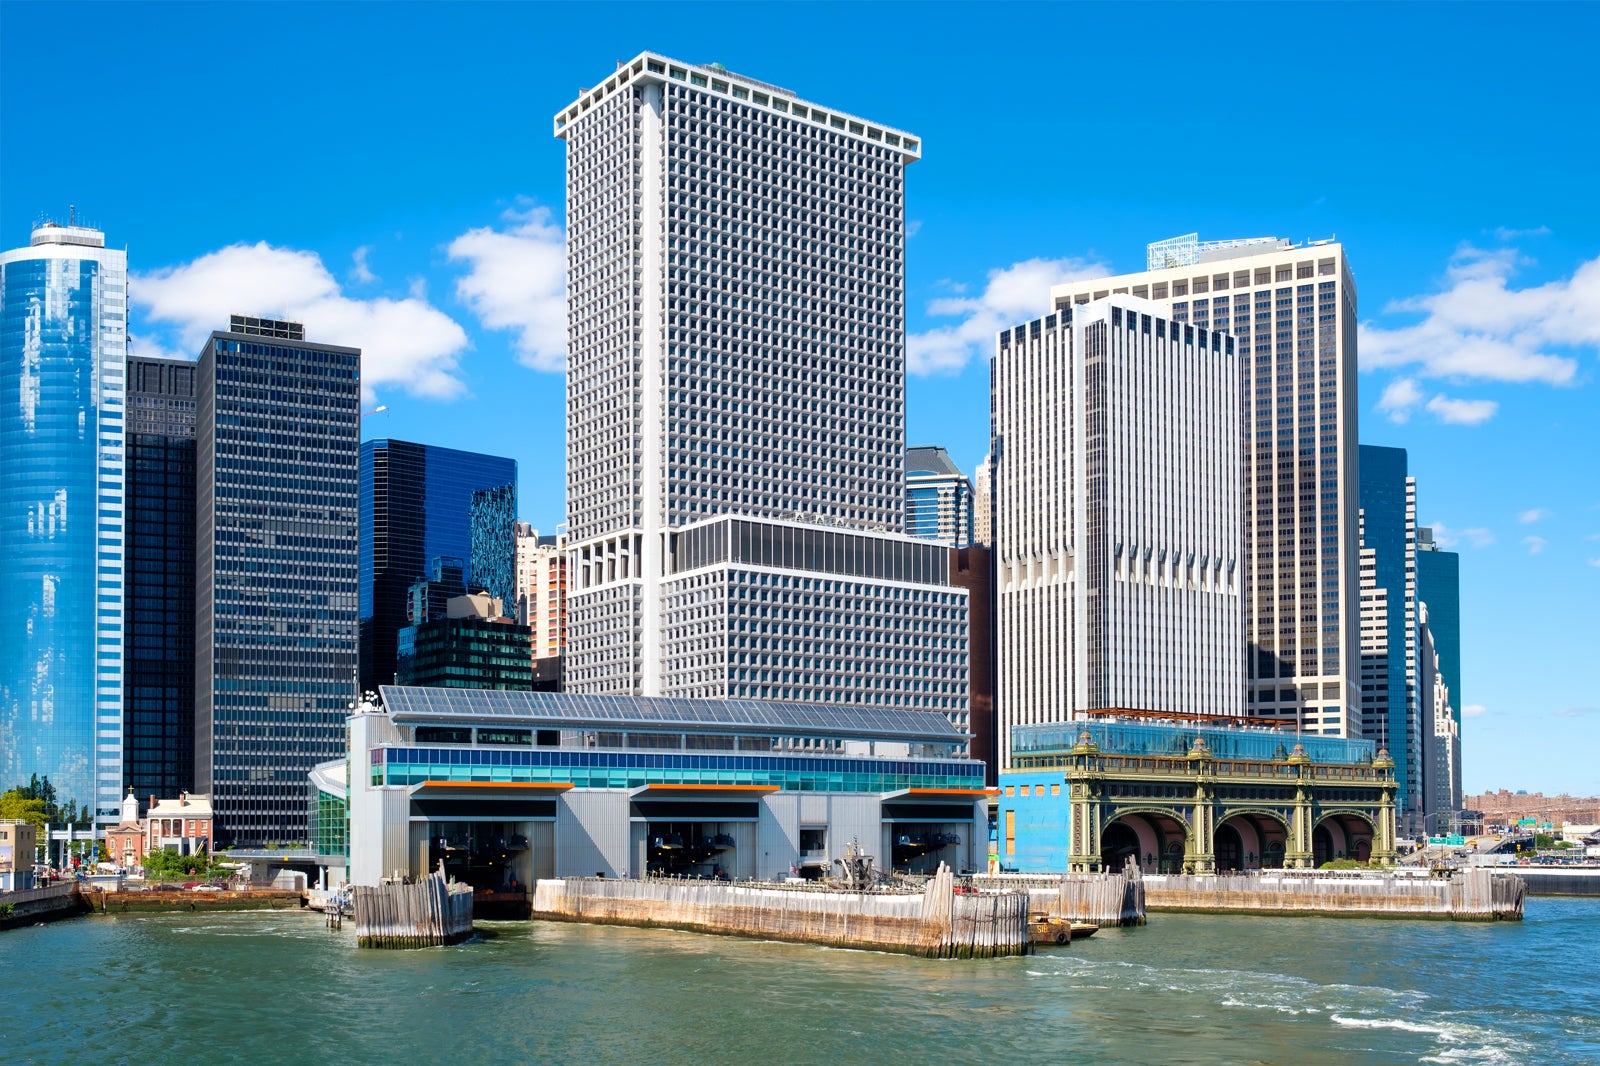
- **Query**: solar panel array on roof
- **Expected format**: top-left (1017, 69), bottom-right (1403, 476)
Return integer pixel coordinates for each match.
top-left (377, 687), bottom-right (967, 742)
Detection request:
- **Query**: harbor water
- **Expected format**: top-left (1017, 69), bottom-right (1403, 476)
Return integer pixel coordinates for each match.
top-left (6, 897), bottom-right (1597, 1064)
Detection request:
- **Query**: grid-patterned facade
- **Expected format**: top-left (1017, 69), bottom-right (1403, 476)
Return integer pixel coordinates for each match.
top-left (469, 483), bottom-right (518, 608)
top-left (0, 223), bottom-right (127, 824)
top-left (992, 298), bottom-right (1243, 766)
top-left (358, 440), bottom-right (517, 692)
top-left (558, 53), bottom-right (965, 721)
top-left (196, 317), bottom-right (360, 846)
top-left (1051, 239), bottom-right (1359, 737)
top-left (124, 356), bottom-right (198, 800)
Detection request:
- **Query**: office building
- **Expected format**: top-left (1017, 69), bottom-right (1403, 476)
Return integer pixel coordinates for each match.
top-left (317, 687), bottom-right (987, 886)
top-left (1357, 445), bottom-right (1421, 831)
top-left (514, 523), bottom-right (568, 680)
top-left (396, 592), bottom-right (535, 691)
top-left (1418, 602), bottom-right (1461, 824)
top-left (469, 483), bottom-right (518, 610)
top-left (359, 440), bottom-right (518, 692)
top-left (123, 356), bottom-right (198, 800)
top-left (1415, 526), bottom-right (1461, 732)
top-left (196, 315), bottom-right (360, 846)
top-left (1051, 235), bottom-right (1360, 737)
top-left (554, 53), bottom-right (968, 722)
top-left (991, 297), bottom-right (1243, 765)
top-left (973, 454), bottom-right (994, 548)
top-left (0, 220), bottom-right (128, 825)
top-left (906, 446), bottom-right (973, 548)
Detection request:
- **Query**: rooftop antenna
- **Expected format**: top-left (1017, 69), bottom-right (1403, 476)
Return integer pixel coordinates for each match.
top-left (69, 204), bottom-right (76, 227)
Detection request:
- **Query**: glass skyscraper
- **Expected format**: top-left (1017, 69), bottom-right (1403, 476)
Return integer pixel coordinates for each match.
top-left (0, 221), bottom-right (127, 824)
top-left (905, 446), bottom-right (973, 548)
top-left (1358, 444), bottom-right (1420, 827)
top-left (124, 356), bottom-right (198, 800)
top-left (358, 440), bottom-right (517, 692)
top-left (196, 316), bottom-right (361, 846)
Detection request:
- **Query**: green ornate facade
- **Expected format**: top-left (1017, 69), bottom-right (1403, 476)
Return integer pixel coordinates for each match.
top-left (1000, 722), bottom-right (1398, 873)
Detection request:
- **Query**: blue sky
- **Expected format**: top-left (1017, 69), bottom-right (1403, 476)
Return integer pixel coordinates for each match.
top-left (3, 2), bottom-right (1596, 796)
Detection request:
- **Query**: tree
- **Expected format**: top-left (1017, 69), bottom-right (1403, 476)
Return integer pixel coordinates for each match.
top-left (142, 846), bottom-right (224, 882)
top-left (0, 790), bottom-right (48, 833)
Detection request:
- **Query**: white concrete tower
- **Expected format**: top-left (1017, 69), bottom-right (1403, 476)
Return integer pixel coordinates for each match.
top-left (1050, 237), bottom-right (1360, 737)
top-left (554, 54), bottom-right (967, 724)
top-left (991, 296), bottom-right (1243, 764)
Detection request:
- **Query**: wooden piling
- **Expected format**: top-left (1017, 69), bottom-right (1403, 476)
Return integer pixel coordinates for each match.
top-left (353, 870), bottom-right (475, 948)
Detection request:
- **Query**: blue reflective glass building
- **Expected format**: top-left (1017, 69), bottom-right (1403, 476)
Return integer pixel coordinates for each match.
top-left (0, 221), bottom-right (127, 823)
top-left (358, 440), bottom-right (516, 692)
top-left (1358, 445), bottom-right (1419, 826)
top-left (196, 316), bottom-right (361, 846)
top-left (1415, 528), bottom-right (1461, 730)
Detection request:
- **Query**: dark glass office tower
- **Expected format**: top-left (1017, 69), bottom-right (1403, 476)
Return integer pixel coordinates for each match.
top-left (358, 441), bottom-right (517, 692)
top-left (124, 356), bottom-right (198, 799)
top-left (1415, 529), bottom-right (1461, 729)
top-left (1358, 445), bottom-right (1419, 826)
top-left (196, 316), bottom-right (361, 846)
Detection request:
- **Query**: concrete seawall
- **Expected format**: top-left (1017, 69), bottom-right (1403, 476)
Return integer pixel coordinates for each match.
top-left (1511, 869), bottom-right (1600, 897)
top-left (0, 883), bottom-right (90, 931)
top-left (531, 866), bottom-right (1031, 958)
top-left (1141, 868), bottom-right (1525, 920)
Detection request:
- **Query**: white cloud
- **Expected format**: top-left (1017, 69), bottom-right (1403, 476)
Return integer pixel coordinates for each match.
top-left (350, 245), bottom-right (377, 284)
top-left (1462, 704), bottom-right (1487, 719)
top-left (1429, 522), bottom-right (1495, 549)
top-left (1376, 377), bottom-right (1498, 425)
top-left (1425, 394), bottom-right (1498, 425)
top-left (1589, 558), bottom-right (1600, 569)
top-left (1518, 508), bottom-right (1548, 524)
top-left (1491, 225), bottom-right (1550, 241)
top-left (1522, 535), bottom-right (1545, 555)
top-left (1377, 378), bottom-right (1425, 423)
top-left (906, 219), bottom-right (923, 239)
top-left (1359, 245), bottom-right (1600, 385)
top-left (447, 201), bottom-right (567, 373)
top-left (133, 242), bottom-right (471, 400)
top-left (908, 255), bottom-right (1110, 375)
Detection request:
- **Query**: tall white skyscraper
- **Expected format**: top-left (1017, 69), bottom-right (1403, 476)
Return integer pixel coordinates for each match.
top-left (1, 220), bottom-right (127, 824)
top-left (1050, 236), bottom-right (1359, 736)
top-left (554, 53), bottom-right (968, 723)
top-left (991, 297), bottom-right (1243, 763)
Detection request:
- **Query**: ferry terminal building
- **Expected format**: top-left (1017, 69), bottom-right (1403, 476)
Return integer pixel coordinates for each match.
top-left (314, 687), bottom-right (988, 888)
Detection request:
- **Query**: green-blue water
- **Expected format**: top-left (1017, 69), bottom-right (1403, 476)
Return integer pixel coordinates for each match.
top-left (6, 899), bottom-right (1597, 1064)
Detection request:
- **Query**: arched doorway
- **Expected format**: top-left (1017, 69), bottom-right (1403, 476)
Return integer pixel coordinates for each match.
top-left (1100, 821), bottom-right (1140, 870)
top-left (1101, 811), bottom-right (1188, 873)
top-left (1215, 823), bottom-right (1243, 871)
top-left (1314, 812), bottom-right (1375, 865)
top-left (1215, 811), bottom-right (1291, 870)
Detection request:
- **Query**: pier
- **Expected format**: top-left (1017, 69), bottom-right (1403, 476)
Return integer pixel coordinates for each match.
top-left (1139, 867), bottom-right (1525, 920)
top-left (530, 863), bottom-right (1031, 958)
top-left (353, 870), bottom-right (474, 948)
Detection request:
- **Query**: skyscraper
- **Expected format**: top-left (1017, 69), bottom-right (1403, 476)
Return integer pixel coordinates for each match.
top-left (991, 297), bottom-right (1243, 762)
top-left (0, 220), bottom-right (127, 824)
top-left (1357, 444), bottom-right (1421, 829)
top-left (196, 315), bottom-right (360, 845)
top-left (972, 454), bottom-right (994, 548)
top-left (468, 483), bottom-right (518, 610)
top-left (554, 53), bottom-right (967, 721)
top-left (905, 446), bottom-right (973, 548)
top-left (358, 439), bottom-right (517, 692)
top-left (1050, 236), bottom-right (1360, 737)
top-left (124, 355), bottom-right (198, 800)
top-left (514, 523), bottom-right (568, 679)
top-left (1415, 526), bottom-right (1461, 732)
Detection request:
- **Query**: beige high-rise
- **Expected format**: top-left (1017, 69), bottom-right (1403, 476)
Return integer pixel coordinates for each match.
top-left (1050, 236), bottom-right (1359, 736)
